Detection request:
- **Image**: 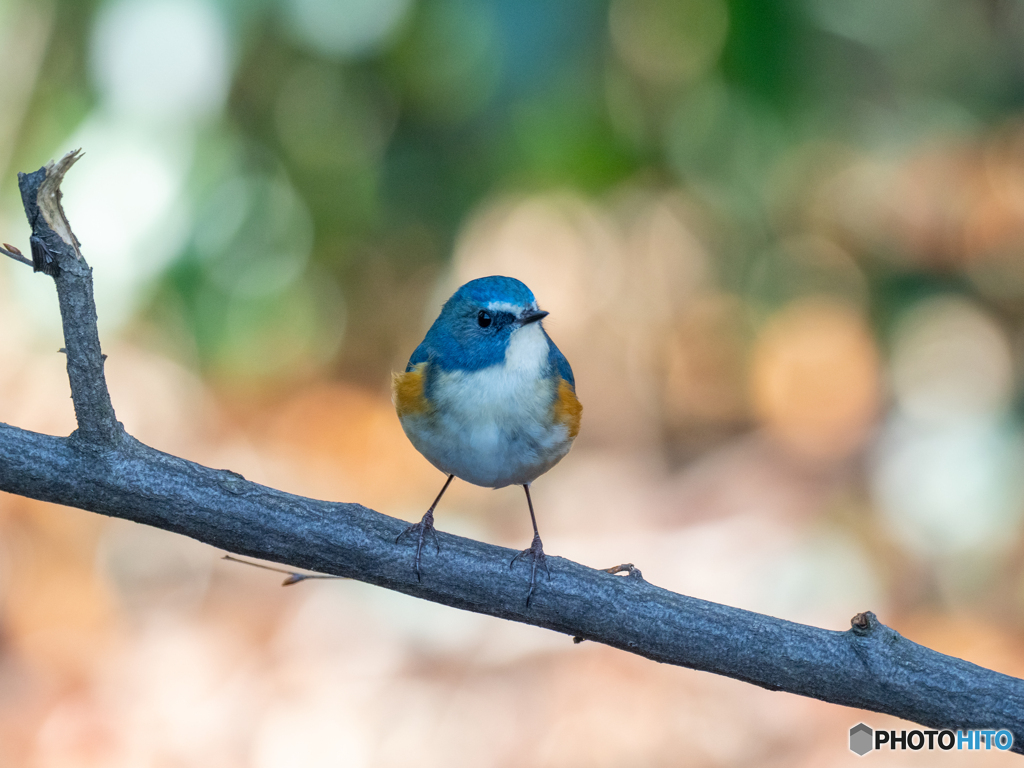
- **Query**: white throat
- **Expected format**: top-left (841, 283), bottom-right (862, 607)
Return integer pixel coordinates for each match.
top-left (504, 321), bottom-right (548, 374)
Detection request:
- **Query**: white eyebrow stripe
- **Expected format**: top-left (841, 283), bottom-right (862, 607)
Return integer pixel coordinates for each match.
top-left (486, 300), bottom-right (536, 314)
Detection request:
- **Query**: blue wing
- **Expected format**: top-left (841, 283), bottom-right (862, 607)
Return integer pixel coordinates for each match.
top-left (546, 334), bottom-right (575, 388)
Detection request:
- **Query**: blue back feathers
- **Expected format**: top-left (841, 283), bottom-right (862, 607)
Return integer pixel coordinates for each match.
top-left (407, 276), bottom-right (574, 387)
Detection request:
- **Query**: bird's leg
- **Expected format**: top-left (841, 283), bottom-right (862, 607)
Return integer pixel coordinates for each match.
top-left (396, 474), bottom-right (453, 581)
top-left (510, 484), bottom-right (550, 606)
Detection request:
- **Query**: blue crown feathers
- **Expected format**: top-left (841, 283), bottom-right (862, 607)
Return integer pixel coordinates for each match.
top-left (447, 276), bottom-right (536, 308)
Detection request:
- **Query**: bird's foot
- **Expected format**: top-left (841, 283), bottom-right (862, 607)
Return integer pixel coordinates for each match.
top-left (396, 510), bottom-right (441, 581)
top-left (510, 533), bottom-right (550, 606)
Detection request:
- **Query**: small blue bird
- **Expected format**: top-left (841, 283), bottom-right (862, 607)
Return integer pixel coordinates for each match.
top-left (393, 276), bottom-right (582, 603)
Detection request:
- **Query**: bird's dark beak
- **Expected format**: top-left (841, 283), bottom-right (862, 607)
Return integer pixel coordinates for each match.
top-left (519, 309), bottom-right (549, 325)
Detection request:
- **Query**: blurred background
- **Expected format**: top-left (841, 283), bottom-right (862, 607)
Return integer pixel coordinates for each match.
top-left (0, 0), bottom-right (1023, 764)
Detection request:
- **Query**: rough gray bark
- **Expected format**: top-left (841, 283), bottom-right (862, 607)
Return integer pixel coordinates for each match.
top-left (1, 153), bottom-right (1022, 751)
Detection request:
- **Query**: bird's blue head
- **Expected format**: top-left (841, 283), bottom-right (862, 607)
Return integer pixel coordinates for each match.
top-left (421, 276), bottom-right (549, 372)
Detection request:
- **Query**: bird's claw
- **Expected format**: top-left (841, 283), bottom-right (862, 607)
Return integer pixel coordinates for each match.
top-left (396, 513), bottom-right (441, 581)
top-left (395, 519), bottom-right (441, 552)
top-left (510, 534), bottom-right (550, 606)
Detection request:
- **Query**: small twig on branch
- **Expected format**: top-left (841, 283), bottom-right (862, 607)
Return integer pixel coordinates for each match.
top-left (0, 154), bottom-right (1022, 751)
top-left (602, 562), bottom-right (645, 580)
top-left (222, 554), bottom-right (342, 586)
top-left (0, 242), bottom-right (33, 267)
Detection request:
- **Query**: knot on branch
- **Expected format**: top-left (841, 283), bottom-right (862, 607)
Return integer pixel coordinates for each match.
top-left (850, 611), bottom-right (878, 635)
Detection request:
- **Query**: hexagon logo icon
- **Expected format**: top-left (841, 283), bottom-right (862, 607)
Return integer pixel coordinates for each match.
top-left (850, 723), bottom-right (874, 756)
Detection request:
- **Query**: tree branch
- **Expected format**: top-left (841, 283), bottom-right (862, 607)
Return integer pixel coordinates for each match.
top-left (1, 155), bottom-right (1022, 751)
top-left (17, 150), bottom-right (122, 446)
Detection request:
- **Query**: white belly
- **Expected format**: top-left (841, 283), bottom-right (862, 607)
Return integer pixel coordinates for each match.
top-left (399, 324), bottom-right (574, 487)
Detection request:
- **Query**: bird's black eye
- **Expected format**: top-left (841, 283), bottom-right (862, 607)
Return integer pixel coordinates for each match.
top-left (477, 310), bottom-right (492, 328)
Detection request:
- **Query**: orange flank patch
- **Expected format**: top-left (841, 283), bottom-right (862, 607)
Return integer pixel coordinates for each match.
top-left (392, 363), bottom-right (431, 417)
top-left (553, 378), bottom-right (582, 439)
